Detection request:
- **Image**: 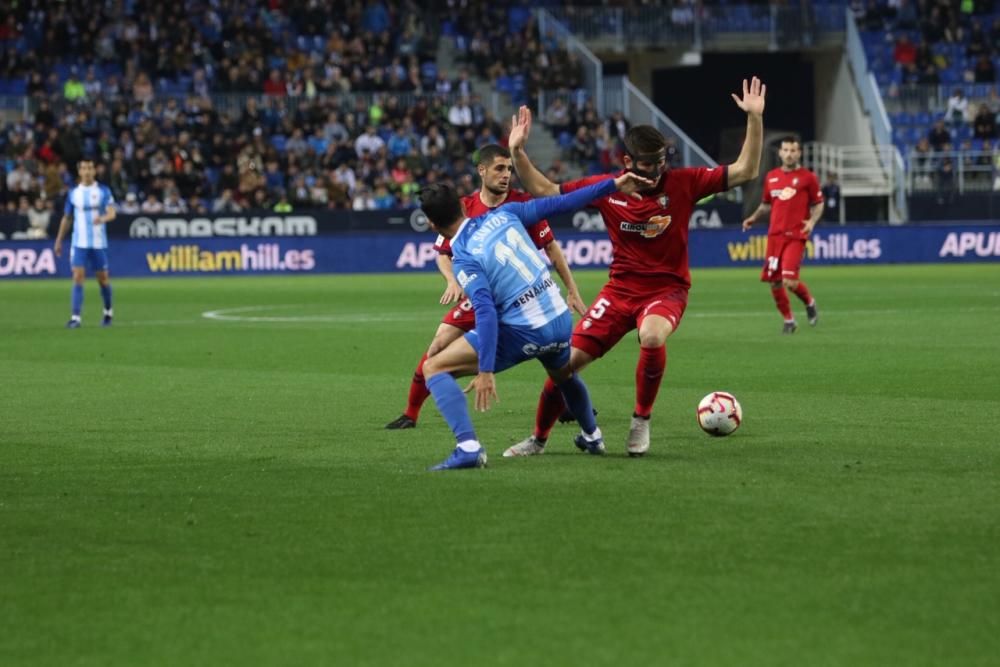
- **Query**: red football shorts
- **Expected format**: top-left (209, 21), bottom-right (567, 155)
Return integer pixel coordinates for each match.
top-left (440, 298), bottom-right (477, 332)
top-left (760, 236), bottom-right (806, 282)
top-left (571, 280), bottom-right (689, 359)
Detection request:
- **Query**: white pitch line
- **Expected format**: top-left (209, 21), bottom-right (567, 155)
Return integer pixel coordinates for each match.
top-left (201, 305), bottom-right (430, 323)
top-left (195, 303), bottom-right (1000, 325)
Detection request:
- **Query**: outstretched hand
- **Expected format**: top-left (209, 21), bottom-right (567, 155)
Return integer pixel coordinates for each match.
top-left (731, 76), bottom-right (766, 116)
top-left (439, 281), bottom-right (463, 305)
top-left (508, 105), bottom-right (533, 151)
top-left (463, 372), bottom-right (499, 412)
top-left (614, 171), bottom-right (656, 195)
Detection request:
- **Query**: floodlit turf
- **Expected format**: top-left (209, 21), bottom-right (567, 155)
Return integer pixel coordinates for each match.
top-left (1, 264), bottom-right (999, 666)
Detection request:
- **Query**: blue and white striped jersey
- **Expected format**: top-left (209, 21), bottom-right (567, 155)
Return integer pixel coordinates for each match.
top-left (446, 177), bottom-right (617, 372)
top-left (451, 209), bottom-right (567, 329)
top-left (66, 183), bottom-right (115, 249)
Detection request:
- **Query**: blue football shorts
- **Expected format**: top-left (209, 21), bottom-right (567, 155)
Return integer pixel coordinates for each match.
top-left (70, 247), bottom-right (109, 272)
top-left (465, 310), bottom-right (573, 373)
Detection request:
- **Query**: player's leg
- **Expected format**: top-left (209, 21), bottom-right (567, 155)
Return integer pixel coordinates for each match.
top-left (66, 248), bottom-right (86, 328)
top-left (511, 287), bottom-right (629, 454)
top-left (781, 241), bottom-right (817, 326)
top-left (386, 319), bottom-right (468, 429)
top-left (95, 252), bottom-right (113, 327)
top-left (762, 237), bottom-right (795, 332)
top-left (627, 290), bottom-right (686, 457)
top-left (505, 314), bottom-right (603, 457)
top-left (422, 334), bottom-right (486, 470)
top-left (545, 362), bottom-right (604, 456)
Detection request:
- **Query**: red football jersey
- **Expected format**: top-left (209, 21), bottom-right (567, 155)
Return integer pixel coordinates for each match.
top-left (762, 167), bottom-right (823, 240)
top-left (433, 189), bottom-right (553, 256)
top-left (562, 167), bottom-right (728, 288)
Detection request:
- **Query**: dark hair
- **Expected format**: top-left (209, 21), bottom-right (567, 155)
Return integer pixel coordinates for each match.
top-left (418, 183), bottom-right (463, 229)
top-left (623, 125), bottom-right (667, 160)
top-left (779, 135), bottom-right (801, 147)
top-left (477, 144), bottom-right (511, 167)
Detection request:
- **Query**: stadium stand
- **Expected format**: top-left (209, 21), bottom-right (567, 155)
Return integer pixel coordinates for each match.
top-left (0, 0), bottom-right (634, 214)
top-left (858, 0), bottom-right (1000, 191)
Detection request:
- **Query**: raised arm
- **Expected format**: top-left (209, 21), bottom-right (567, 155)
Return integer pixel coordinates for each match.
top-left (508, 106), bottom-right (560, 196)
top-left (727, 77), bottom-right (766, 188)
top-left (503, 172), bottom-right (651, 226)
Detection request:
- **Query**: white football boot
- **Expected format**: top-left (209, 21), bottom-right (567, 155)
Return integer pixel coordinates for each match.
top-left (626, 415), bottom-right (651, 457)
top-left (503, 435), bottom-right (546, 457)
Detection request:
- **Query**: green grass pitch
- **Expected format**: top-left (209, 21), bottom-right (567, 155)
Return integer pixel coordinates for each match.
top-left (2, 264), bottom-right (999, 666)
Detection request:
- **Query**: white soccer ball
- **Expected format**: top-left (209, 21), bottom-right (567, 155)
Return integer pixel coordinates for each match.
top-left (696, 391), bottom-right (743, 436)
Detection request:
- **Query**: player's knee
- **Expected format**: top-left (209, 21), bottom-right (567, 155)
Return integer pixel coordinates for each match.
top-left (639, 332), bottom-right (667, 348)
top-left (783, 278), bottom-right (798, 290)
top-left (422, 356), bottom-right (443, 379)
top-left (568, 347), bottom-right (593, 372)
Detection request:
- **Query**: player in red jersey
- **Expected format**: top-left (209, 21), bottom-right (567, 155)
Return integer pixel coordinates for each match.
top-left (741, 136), bottom-right (824, 334)
top-left (502, 77), bottom-right (766, 457)
top-left (385, 144), bottom-right (586, 429)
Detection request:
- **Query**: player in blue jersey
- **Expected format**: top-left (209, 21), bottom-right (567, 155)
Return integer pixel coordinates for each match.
top-left (418, 171), bottom-right (652, 470)
top-left (53, 159), bottom-right (117, 328)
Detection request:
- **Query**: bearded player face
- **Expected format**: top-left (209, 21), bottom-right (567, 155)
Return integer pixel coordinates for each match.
top-left (478, 156), bottom-right (513, 196)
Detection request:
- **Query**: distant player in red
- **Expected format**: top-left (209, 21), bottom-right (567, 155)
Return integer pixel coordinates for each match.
top-left (503, 77), bottom-right (766, 457)
top-left (385, 144), bottom-right (586, 429)
top-left (742, 136), bottom-right (824, 333)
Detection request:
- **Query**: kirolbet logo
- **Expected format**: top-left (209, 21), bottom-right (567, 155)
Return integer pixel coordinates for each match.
top-left (146, 244), bottom-right (316, 272)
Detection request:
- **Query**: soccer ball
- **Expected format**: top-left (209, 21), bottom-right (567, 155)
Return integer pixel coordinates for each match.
top-left (696, 391), bottom-right (743, 436)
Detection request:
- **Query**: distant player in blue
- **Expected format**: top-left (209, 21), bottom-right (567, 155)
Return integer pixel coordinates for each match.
top-left (419, 171), bottom-right (652, 470)
top-left (53, 159), bottom-right (117, 328)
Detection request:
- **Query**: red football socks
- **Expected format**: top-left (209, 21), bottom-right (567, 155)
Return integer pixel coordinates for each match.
top-left (533, 376), bottom-right (566, 441)
top-left (790, 281), bottom-right (814, 306)
top-left (770, 284), bottom-right (794, 321)
top-left (403, 352), bottom-right (431, 421)
top-left (634, 345), bottom-right (666, 419)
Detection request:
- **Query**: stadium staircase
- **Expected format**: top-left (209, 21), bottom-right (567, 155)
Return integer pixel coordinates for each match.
top-left (805, 143), bottom-right (907, 223)
top-left (436, 39), bottom-right (576, 179)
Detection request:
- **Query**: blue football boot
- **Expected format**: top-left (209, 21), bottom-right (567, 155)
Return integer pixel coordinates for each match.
top-left (429, 447), bottom-right (488, 471)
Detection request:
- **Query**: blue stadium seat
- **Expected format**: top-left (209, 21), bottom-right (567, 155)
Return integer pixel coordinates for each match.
top-left (508, 7), bottom-right (531, 33)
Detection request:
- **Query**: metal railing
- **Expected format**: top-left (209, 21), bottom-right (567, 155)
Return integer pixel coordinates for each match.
top-left (845, 9), bottom-right (908, 221)
top-left (805, 142), bottom-right (908, 224)
top-left (906, 149), bottom-right (1000, 194)
top-left (0, 89), bottom-right (505, 124)
top-left (544, 2), bottom-right (846, 52)
top-left (537, 8), bottom-right (605, 115)
top-left (535, 76), bottom-right (721, 172)
top-left (880, 83), bottom-right (1000, 115)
